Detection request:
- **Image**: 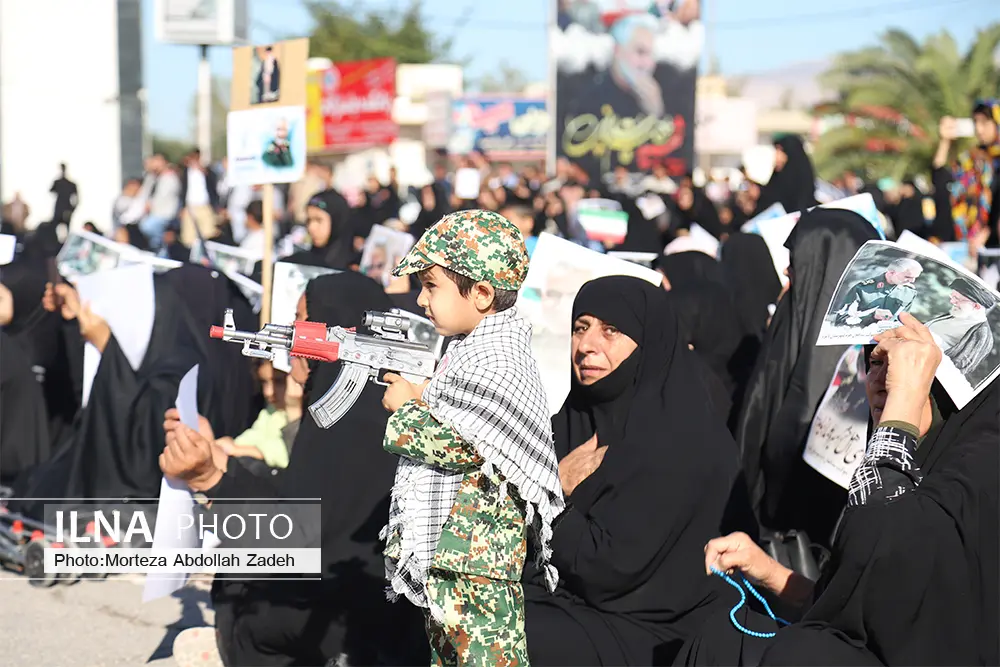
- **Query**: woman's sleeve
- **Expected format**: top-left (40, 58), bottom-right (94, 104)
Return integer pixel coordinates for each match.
top-left (807, 427), bottom-right (996, 665)
top-left (61, 320), bottom-right (86, 404)
top-left (205, 457), bottom-right (281, 500)
top-left (548, 447), bottom-right (731, 601)
top-left (846, 422), bottom-right (922, 508)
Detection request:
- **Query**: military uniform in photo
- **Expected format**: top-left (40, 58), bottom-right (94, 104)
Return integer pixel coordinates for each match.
top-left (834, 277), bottom-right (916, 327)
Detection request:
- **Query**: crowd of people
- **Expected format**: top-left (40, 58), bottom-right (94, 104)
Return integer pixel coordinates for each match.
top-left (0, 98), bottom-right (997, 667)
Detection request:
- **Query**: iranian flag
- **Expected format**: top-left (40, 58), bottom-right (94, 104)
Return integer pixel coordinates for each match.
top-left (578, 208), bottom-right (629, 245)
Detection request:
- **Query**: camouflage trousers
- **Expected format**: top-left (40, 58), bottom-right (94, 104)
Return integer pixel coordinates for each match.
top-left (424, 570), bottom-right (530, 667)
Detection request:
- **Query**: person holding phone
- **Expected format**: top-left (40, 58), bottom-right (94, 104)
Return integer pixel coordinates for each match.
top-left (931, 100), bottom-right (1000, 245)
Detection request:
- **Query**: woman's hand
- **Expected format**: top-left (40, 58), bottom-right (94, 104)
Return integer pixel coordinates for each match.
top-left (871, 313), bottom-right (941, 427)
top-left (226, 444), bottom-right (266, 461)
top-left (160, 421), bottom-right (223, 492)
top-left (164, 409), bottom-right (227, 477)
top-left (938, 116), bottom-right (957, 142)
top-left (558, 434), bottom-right (608, 497)
top-left (77, 301), bottom-right (112, 353)
top-left (0, 283), bottom-right (13, 326)
top-left (934, 116), bottom-right (957, 169)
top-left (969, 227), bottom-right (991, 257)
top-left (213, 437), bottom-right (264, 465)
top-left (705, 532), bottom-right (815, 607)
top-left (211, 437), bottom-right (234, 472)
top-left (44, 282), bottom-right (80, 321)
top-left (704, 532), bottom-right (780, 584)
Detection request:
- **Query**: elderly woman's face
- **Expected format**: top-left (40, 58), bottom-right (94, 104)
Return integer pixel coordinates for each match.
top-left (571, 314), bottom-right (639, 385)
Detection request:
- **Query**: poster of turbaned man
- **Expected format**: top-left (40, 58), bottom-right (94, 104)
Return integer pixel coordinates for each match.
top-left (552, 0), bottom-right (703, 185)
top-left (817, 240), bottom-right (1000, 408)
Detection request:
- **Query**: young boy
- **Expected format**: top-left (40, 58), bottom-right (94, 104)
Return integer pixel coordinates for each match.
top-left (379, 209), bottom-right (565, 666)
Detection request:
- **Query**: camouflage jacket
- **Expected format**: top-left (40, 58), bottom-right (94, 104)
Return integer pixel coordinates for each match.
top-left (383, 398), bottom-right (527, 582)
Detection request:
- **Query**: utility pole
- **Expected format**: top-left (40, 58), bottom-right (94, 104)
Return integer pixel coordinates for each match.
top-left (197, 44), bottom-right (212, 161)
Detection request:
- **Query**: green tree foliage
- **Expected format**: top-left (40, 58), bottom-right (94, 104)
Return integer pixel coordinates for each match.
top-left (306, 0), bottom-right (451, 64)
top-left (814, 25), bottom-right (1000, 181)
top-left (477, 61), bottom-right (529, 94)
top-left (151, 135), bottom-right (195, 166)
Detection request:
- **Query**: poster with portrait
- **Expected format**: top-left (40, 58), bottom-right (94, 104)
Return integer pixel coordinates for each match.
top-left (269, 262), bottom-right (341, 372)
top-left (518, 233), bottom-right (664, 414)
top-left (227, 105), bottom-right (307, 186)
top-left (55, 230), bottom-right (126, 279)
top-left (552, 0), bottom-right (704, 184)
top-left (802, 346), bottom-right (869, 490)
top-left (360, 225), bottom-right (415, 287)
top-left (117, 252), bottom-right (185, 274)
top-left (231, 38), bottom-right (308, 110)
top-left (816, 240), bottom-right (1000, 408)
top-left (189, 240), bottom-right (260, 275)
top-left (250, 42), bottom-right (283, 105)
top-left (229, 38), bottom-right (308, 187)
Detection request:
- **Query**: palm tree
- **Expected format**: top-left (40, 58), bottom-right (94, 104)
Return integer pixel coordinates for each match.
top-left (813, 25), bottom-right (1000, 181)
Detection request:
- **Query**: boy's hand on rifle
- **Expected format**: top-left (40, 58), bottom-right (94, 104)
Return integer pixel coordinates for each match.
top-left (381, 373), bottom-right (430, 413)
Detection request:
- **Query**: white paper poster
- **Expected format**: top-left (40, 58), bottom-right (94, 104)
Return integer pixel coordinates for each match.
top-left (190, 240), bottom-right (260, 276)
top-left (227, 105), bottom-right (307, 186)
top-left (360, 225), bottom-right (415, 287)
top-left (0, 234), bottom-right (16, 265)
top-left (75, 264), bottom-right (157, 406)
top-left (816, 240), bottom-right (1000, 409)
top-left (269, 262), bottom-right (340, 372)
top-left (454, 168), bottom-right (481, 200)
top-left (802, 346), bottom-right (869, 489)
top-left (519, 233), bottom-right (663, 415)
top-left (143, 364), bottom-right (202, 602)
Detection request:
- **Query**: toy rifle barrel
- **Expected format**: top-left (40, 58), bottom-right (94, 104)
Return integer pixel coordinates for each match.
top-left (209, 324), bottom-right (294, 350)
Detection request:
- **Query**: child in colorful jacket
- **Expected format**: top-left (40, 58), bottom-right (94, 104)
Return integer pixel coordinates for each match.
top-left (379, 209), bottom-right (565, 666)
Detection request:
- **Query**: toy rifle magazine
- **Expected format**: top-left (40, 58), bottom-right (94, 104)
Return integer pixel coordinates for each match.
top-left (209, 309), bottom-right (436, 428)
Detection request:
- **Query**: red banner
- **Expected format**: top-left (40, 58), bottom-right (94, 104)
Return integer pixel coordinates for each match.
top-left (316, 58), bottom-right (397, 150)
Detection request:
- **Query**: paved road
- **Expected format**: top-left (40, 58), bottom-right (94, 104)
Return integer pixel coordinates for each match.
top-left (0, 570), bottom-right (215, 666)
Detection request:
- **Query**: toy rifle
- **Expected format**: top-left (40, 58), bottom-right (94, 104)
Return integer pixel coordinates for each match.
top-left (209, 309), bottom-right (436, 428)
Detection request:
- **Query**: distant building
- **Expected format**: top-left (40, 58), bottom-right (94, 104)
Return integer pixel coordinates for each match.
top-left (0, 0), bottom-right (145, 232)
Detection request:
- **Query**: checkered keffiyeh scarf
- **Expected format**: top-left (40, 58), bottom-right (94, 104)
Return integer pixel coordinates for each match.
top-left (380, 308), bottom-right (565, 616)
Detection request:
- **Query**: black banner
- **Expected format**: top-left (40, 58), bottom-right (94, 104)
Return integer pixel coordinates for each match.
top-left (553, 1), bottom-right (703, 185)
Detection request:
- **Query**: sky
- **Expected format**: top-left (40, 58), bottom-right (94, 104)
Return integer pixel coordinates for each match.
top-left (145, 0), bottom-right (1000, 139)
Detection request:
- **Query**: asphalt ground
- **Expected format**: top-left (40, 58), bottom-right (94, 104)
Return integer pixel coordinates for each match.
top-left (0, 570), bottom-right (216, 666)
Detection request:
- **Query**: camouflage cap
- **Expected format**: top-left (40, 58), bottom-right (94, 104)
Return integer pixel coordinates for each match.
top-left (392, 209), bottom-right (529, 291)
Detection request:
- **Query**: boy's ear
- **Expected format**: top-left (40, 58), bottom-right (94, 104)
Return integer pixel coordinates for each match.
top-left (473, 281), bottom-right (496, 312)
